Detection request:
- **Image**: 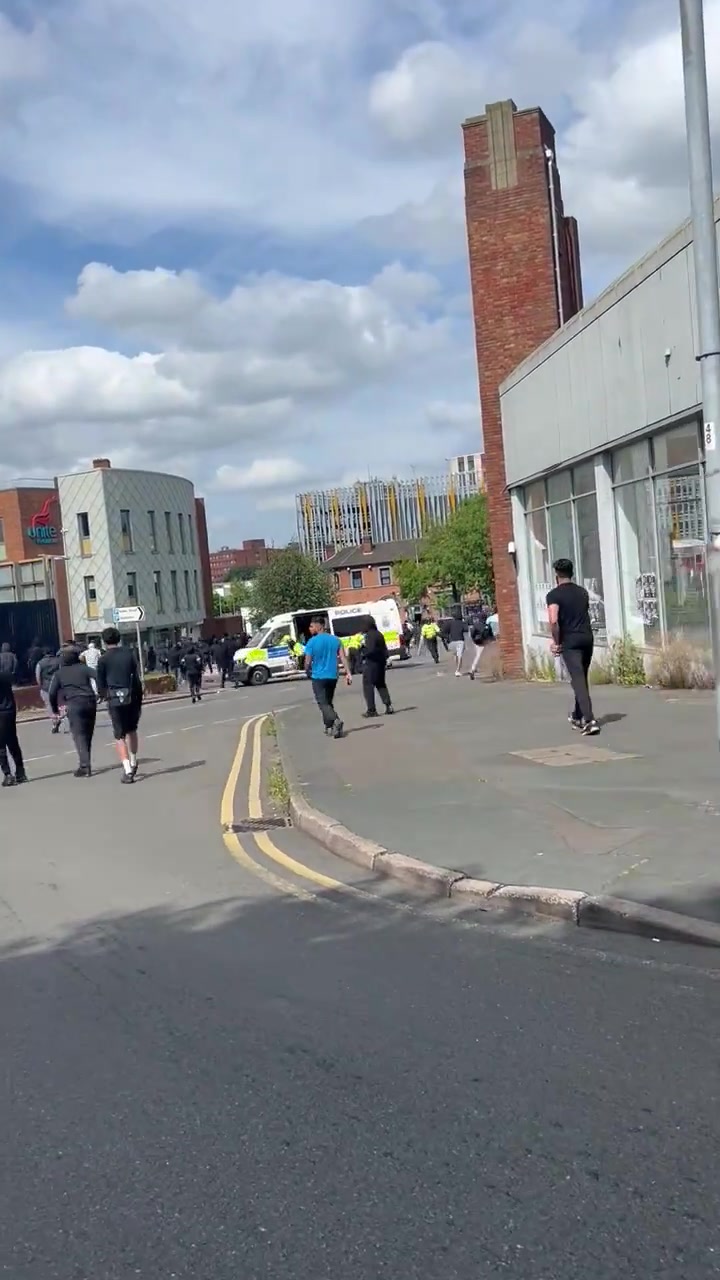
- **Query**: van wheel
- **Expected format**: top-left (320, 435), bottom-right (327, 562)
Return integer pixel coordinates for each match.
top-left (250, 666), bottom-right (270, 686)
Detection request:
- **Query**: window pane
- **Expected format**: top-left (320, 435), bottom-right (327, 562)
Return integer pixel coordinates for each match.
top-left (547, 471), bottom-right (571, 504)
top-left (575, 494), bottom-right (605, 636)
top-left (615, 478), bottom-right (661, 645)
top-left (525, 480), bottom-right (545, 510)
top-left (653, 421), bottom-right (699, 473)
top-left (526, 506), bottom-right (551, 634)
top-left (0, 565), bottom-right (13, 587)
top-left (613, 441), bottom-right (648, 483)
top-left (654, 470), bottom-right (709, 647)
top-left (573, 462), bottom-right (596, 496)
top-left (548, 500), bottom-right (575, 566)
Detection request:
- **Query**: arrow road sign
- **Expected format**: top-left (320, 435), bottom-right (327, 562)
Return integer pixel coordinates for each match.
top-left (112, 606), bottom-right (145, 624)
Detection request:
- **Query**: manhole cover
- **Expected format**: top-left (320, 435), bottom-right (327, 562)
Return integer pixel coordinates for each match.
top-left (511, 744), bottom-right (639, 767)
top-left (227, 818), bottom-right (290, 832)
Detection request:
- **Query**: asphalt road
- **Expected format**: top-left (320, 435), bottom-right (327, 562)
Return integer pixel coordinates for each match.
top-left (2, 670), bottom-right (720, 1278)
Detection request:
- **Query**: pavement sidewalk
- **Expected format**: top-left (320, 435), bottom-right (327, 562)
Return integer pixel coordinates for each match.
top-left (278, 667), bottom-right (720, 923)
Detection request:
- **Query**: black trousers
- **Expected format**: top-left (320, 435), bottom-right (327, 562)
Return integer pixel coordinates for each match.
top-left (563, 643), bottom-right (594, 724)
top-left (0, 709), bottom-right (24, 776)
top-left (362, 664), bottom-right (391, 714)
top-left (426, 637), bottom-right (439, 664)
top-left (220, 663), bottom-right (233, 688)
top-left (312, 678), bottom-right (339, 729)
top-left (189, 674), bottom-right (202, 697)
top-left (68, 701), bottom-right (97, 771)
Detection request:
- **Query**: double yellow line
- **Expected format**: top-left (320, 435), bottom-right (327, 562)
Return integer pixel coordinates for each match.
top-left (220, 714), bottom-right (344, 898)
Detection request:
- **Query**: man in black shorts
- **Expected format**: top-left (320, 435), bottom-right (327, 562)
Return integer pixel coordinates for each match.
top-left (97, 627), bottom-right (144, 783)
top-left (546, 558), bottom-right (600, 736)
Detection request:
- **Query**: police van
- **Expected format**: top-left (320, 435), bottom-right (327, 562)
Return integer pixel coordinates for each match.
top-left (233, 599), bottom-right (403, 687)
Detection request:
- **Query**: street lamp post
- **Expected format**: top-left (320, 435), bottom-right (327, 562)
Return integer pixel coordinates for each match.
top-left (679, 0), bottom-right (720, 745)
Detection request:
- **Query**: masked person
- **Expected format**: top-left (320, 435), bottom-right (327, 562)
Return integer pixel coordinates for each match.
top-left (96, 627), bottom-right (144, 783)
top-left (48, 647), bottom-right (97, 777)
top-left (360, 618), bottom-right (393, 718)
top-left (0, 666), bottom-right (27, 787)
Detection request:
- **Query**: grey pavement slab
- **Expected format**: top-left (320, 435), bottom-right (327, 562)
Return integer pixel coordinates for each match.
top-left (280, 670), bottom-right (720, 920)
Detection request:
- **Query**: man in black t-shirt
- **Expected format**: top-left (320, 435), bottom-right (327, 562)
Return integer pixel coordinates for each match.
top-left (97, 627), bottom-right (144, 783)
top-left (546, 558), bottom-right (599, 735)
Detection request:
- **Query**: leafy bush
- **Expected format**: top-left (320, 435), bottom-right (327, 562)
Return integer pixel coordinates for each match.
top-left (648, 639), bottom-right (715, 689)
top-left (526, 648), bottom-right (558, 682)
top-left (608, 635), bottom-right (646, 686)
top-left (589, 652), bottom-right (615, 685)
top-left (143, 673), bottom-right (177, 696)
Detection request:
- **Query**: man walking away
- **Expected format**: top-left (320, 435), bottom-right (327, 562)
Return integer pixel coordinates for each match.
top-left (0, 641), bottom-right (18, 681)
top-left (304, 616), bottom-right (352, 738)
top-left (36, 647), bottom-right (63, 730)
top-left (447, 608), bottom-right (467, 677)
top-left (48, 647), bottom-right (97, 777)
top-left (421, 617), bottom-right (440, 664)
top-left (0, 666), bottom-right (27, 786)
top-left (468, 612), bottom-right (493, 681)
top-left (169, 642), bottom-right (182, 687)
top-left (81, 638), bottom-right (101, 694)
top-left (183, 646), bottom-right (204, 703)
top-left (27, 636), bottom-right (43, 681)
top-left (547, 558), bottom-right (600, 736)
top-left (360, 618), bottom-right (393, 718)
top-left (97, 627), bottom-right (144, 782)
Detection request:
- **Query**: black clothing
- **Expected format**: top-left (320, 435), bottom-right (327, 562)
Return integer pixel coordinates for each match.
top-left (426, 637), bottom-right (439, 664)
top-left (97, 646), bottom-right (143, 703)
top-left (0, 709), bottom-right (23, 777)
top-left (0, 650), bottom-right (17, 679)
top-left (37, 653), bottom-right (59, 692)
top-left (362, 629), bottom-right (388, 666)
top-left (546, 582), bottom-right (593, 648)
top-left (563, 644), bottom-right (595, 725)
top-left (0, 671), bottom-right (16, 715)
top-left (312, 678), bottom-right (339, 730)
top-left (183, 652), bottom-right (203, 679)
top-left (27, 645), bottom-right (43, 675)
top-left (109, 703), bottom-right (141, 740)
top-left (448, 617), bottom-right (467, 643)
top-left (68, 701), bottom-right (96, 771)
top-left (362, 667), bottom-right (391, 715)
top-left (48, 661), bottom-right (96, 715)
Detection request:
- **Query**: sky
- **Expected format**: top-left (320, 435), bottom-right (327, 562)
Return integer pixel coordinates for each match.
top-left (0, 0), bottom-right (718, 547)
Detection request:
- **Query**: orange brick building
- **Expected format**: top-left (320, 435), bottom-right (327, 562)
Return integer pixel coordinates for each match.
top-left (0, 486), bottom-right (73, 643)
top-left (323, 538), bottom-right (420, 607)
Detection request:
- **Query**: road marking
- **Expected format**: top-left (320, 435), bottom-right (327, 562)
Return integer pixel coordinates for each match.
top-left (220, 715), bottom-right (311, 900)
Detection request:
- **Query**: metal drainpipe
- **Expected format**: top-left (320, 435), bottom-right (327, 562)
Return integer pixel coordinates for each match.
top-left (544, 145), bottom-right (564, 326)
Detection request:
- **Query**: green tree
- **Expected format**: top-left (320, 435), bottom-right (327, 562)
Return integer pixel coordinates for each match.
top-left (253, 547), bottom-right (336, 619)
top-left (395, 558), bottom-right (430, 604)
top-left (423, 494), bottom-right (494, 601)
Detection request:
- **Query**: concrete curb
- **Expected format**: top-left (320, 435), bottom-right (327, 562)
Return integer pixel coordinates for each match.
top-left (17, 685), bottom-right (223, 723)
top-left (275, 711), bottom-right (720, 949)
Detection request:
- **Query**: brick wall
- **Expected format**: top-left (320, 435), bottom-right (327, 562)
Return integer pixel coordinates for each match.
top-left (463, 100), bottom-right (582, 675)
top-left (332, 564), bottom-right (398, 608)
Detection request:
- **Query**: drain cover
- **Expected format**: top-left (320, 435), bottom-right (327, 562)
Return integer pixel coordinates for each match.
top-left (227, 817), bottom-right (290, 832)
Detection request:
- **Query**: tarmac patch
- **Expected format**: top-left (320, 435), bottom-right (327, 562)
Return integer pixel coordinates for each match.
top-left (510, 743), bottom-right (639, 767)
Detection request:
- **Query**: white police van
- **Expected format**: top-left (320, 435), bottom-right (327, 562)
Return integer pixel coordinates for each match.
top-left (233, 599), bottom-right (403, 687)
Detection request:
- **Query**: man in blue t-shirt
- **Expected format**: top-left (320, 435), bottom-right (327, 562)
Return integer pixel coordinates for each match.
top-left (304, 616), bottom-right (352, 738)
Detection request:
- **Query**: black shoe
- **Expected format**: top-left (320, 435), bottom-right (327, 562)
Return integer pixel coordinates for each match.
top-left (1, 774), bottom-right (15, 788)
top-left (73, 767), bottom-right (90, 778)
top-left (385, 705), bottom-right (394, 715)
top-left (362, 710), bottom-right (378, 719)
top-left (121, 771), bottom-right (135, 784)
top-left (582, 719), bottom-right (601, 736)
top-left (333, 720), bottom-right (344, 739)
top-left (15, 772), bottom-right (28, 784)
top-left (129, 762), bottom-right (138, 778)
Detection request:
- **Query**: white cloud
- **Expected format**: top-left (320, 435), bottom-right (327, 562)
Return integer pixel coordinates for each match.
top-left (426, 400), bottom-right (480, 433)
top-left (213, 458), bottom-right (308, 491)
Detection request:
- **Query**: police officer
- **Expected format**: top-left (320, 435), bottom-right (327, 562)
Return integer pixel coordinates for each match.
top-left (421, 617), bottom-right (441, 664)
top-left (346, 631), bottom-right (364, 675)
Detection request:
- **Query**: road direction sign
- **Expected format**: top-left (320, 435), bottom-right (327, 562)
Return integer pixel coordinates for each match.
top-left (112, 606), bottom-right (145, 624)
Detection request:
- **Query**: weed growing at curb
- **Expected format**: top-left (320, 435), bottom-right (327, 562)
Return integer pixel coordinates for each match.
top-left (267, 760), bottom-right (290, 813)
top-left (264, 715), bottom-right (278, 738)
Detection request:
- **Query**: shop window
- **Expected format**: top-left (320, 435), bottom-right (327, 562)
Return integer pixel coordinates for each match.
top-left (654, 469), bottom-right (709, 648)
top-left (615, 479), bottom-right (660, 646)
top-left (573, 462), bottom-right (596, 497)
top-left (613, 440), bottom-right (649, 484)
top-left (652, 421), bottom-right (699, 473)
top-left (350, 569), bottom-right (363, 590)
top-left (547, 472), bottom-right (572, 504)
top-left (18, 560), bottom-right (47, 602)
top-left (0, 563), bottom-right (15, 604)
top-left (378, 566), bottom-right (392, 587)
top-left (526, 503), bottom-right (551, 634)
top-left (77, 511), bottom-right (92, 556)
top-left (524, 467), bottom-right (605, 637)
top-left (575, 495), bottom-right (605, 633)
top-left (120, 509), bottom-right (134, 553)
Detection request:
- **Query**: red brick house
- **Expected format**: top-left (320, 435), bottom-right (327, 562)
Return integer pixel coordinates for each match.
top-left (324, 537), bottom-right (420, 606)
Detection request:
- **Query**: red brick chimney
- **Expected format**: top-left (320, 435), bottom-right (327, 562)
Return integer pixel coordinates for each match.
top-left (92, 458), bottom-right (111, 469)
top-left (463, 100), bottom-right (582, 676)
